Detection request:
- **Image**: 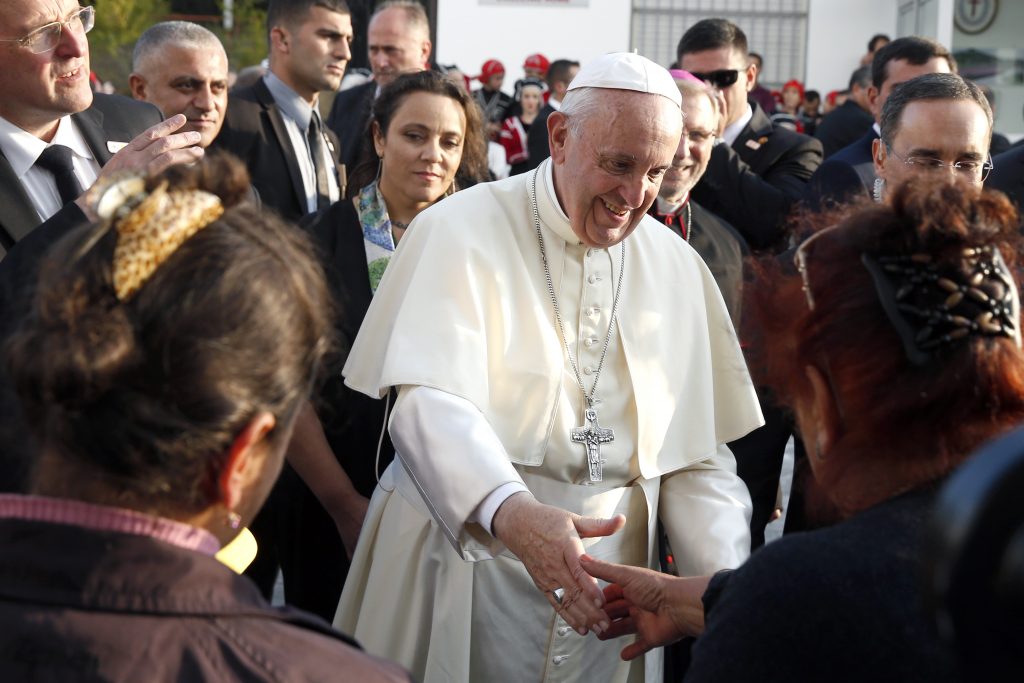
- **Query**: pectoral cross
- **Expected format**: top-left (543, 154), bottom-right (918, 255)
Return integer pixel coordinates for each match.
top-left (571, 407), bottom-right (615, 483)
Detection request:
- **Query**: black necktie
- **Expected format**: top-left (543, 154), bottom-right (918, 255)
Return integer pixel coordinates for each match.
top-left (35, 144), bottom-right (84, 206)
top-left (307, 112), bottom-right (332, 210)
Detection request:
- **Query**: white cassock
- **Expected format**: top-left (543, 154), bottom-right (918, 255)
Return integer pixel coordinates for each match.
top-left (335, 159), bottom-right (764, 683)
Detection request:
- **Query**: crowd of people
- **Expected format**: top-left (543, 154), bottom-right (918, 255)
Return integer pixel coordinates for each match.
top-left (1, 0), bottom-right (1023, 681)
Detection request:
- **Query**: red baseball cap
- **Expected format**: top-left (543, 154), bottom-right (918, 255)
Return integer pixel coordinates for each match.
top-left (477, 59), bottom-right (505, 81)
top-left (523, 53), bottom-right (550, 75)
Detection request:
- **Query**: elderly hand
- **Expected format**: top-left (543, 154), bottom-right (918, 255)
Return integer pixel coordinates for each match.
top-left (492, 491), bottom-right (625, 636)
top-left (76, 114), bottom-right (205, 220)
top-left (580, 554), bottom-right (711, 661)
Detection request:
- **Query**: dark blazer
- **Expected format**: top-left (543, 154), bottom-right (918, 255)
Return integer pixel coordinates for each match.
top-left (302, 199), bottom-right (393, 497)
top-left (523, 102), bottom-right (556, 172)
top-left (0, 517), bottom-right (411, 682)
top-left (988, 144), bottom-right (1024, 226)
top-left (804, 127), bottom-right (878, 211)
top-left (0, 94), bottom-right (162, 258)
top-left (213, 78), bottom-right (343, 224)
top-left (814, 99), bottom-right (874, 159)
top-left (691, 102), bottom-right (823, 251)
top-left (325, 80), bottom-right (376, 173)
top-left (648, 201), bottom-right (747, 328)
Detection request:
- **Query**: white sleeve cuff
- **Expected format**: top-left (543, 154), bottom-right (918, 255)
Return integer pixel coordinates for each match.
top-left (471, 481), bottom-right (530, 535)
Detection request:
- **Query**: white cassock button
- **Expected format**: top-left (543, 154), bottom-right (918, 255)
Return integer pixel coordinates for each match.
top-left (588, 274), bottom-right (601, 284)
top-left (584, 338), bottom-right (596, 347)
top-left (583, 366), bottom-right (594, 375)
top-left (553, 655), bottom-right (570, 665)
top-left (557, 626), bottom-right (572, 636)
top-left (589, 307), bottom-right (601, 317)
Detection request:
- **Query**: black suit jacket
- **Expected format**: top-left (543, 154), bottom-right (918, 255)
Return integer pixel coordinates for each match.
top-left (0, 95), bottom-right (161, 492)
top-left (988, 145), bottom-right (1024, 226)
top-left (213, 78), bottom-right (343, 224)
top-left (691, 102), bottom-right (823, 251)
top-left (814, 100), bottom-right (874, 159)
top-left (648, 201), bottom-right (747, 328)
top-left (804, 128), bottom-right (878, 211)
top-left (0, 94), bottom-right (162, 258)
top-left (523, 102), bottom-right (556, 172)
top-left (325, 80), bottom-right (376, 174)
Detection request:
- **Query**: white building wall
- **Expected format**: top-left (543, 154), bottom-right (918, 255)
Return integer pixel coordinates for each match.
top-left (805, 0), bottom-right (897, 95)
top-left (435, 0), bottom-right (632, 87)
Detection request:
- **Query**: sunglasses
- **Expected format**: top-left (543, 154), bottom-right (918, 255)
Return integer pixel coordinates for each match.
top-left (688, 69), bottom-right (740, 89)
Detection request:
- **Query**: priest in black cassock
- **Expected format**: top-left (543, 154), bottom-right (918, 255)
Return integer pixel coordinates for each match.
top-left (649, 71), bottom-right (747, 328)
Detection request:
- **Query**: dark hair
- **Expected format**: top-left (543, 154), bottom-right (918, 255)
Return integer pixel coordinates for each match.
top-left (804, 90), bottom-right (820, 104)
top-left (871, 36), bottom-right (956, 89)
top-left (748, 180), bottom-right (1024, 516)
top-left (879, 72), bottom-right (992, 147)
top-left (867, 33), bottom-right (890, 53)
top-left (677, 18), bottom-right (748, 62)
top-left (7, 154), bottom-right (334, 512)
top-left (267, 0), bottom-right (350, 35)
top-left (749, 51), bottom-right (763, 66)
top-left (348, 69), bottom-right (489, 195)
top-left (848, 65), bottom-right (871, 91)
top-left (546, 58), bottom-right (580, 89)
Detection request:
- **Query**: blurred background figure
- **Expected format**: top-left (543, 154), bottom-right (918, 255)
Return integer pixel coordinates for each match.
top-left (129, 21), bottom-right (229, 149)
top-left (814, 66), bottom-right (874, 159)
top-left (473, 58), bottom-right (513, 141)
top-left (584, 179), bottom-right (1024, 683)
top-left (800, 89), bottom-right (822, 136)
top-left (0, 155), bottom-right (409, 683)
top-left (861, 32), bottom-right (890, 66)
top-left (747, 51), bottom-right (776, 115)
top-left (524, 57), bottom-right (579, 171)
top-left (522, 52), bottom-right (550, 80)
top-left (771, 79), bottom-right (805, 132)
top-left (499, 76), bottom-right (544, 176)
top-left (978, 84), bottom-right (1012, 156)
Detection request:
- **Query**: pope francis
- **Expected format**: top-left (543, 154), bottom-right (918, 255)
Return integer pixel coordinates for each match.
top-left (335, 52), bottom-right (764, 683)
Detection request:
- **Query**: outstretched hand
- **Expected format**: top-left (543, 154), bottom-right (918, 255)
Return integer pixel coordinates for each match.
top-left (492, 492), bottom-right (625, 636)
top-left (580, 554), bottom-right (711, 661)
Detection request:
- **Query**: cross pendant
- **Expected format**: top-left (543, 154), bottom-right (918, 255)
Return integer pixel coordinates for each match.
top-left (570, 406), bottom-right (615, 483)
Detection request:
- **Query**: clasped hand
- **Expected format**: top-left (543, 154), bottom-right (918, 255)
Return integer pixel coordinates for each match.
top-left (492, 492), bottom-right (625, 636)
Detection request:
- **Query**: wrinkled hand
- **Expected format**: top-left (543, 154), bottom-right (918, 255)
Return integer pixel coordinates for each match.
top-left (76, 114), bottom-right (204, 220)
top-left (580, 555), bottom-right (710, 661)
top-left (492, 492), bottom-right (625, 636)
top-left (333, 492), bottom-right (370, 559)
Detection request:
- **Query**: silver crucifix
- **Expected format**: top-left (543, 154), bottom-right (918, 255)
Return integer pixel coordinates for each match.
top-left (571, 407), bottom-right (615, 483)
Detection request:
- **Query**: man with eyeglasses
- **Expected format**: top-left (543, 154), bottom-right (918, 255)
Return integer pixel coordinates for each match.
top-left (0, 1), bottom-right (204, 259)
top-left (806, 37), bottom-right (955, 209)
top-left (676, 18), bottom-right (822, 253)
top-left (874, 72), bottom-right (993, 200)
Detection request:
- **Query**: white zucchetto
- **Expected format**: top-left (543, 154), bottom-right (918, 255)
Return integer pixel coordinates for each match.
top-left (567, 52), bottom-right (682, 108)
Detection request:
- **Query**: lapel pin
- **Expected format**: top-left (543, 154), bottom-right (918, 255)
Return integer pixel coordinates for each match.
top-left (745, 139), bottom-right (761, 151)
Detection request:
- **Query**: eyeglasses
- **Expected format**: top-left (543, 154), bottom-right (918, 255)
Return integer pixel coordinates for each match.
top-left (886, 145), bottom-right (993, 183)
top-left (0, 6), bottom-right (95, 55)
top-left (793, 225), bottom-right (841, 311)
top-left (687, 69), bottom-right (740, 90)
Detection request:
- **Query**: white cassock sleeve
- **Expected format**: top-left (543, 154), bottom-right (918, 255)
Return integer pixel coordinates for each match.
top-left (659, 443), bottom-right (752, 576)
top-left (389, 385), bottom-right (529, 551)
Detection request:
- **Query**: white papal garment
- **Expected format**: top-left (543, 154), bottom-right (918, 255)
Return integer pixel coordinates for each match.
top-left (335, 159), bottom-right (763, 683)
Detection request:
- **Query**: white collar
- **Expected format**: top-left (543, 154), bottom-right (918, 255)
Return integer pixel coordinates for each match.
top-left (0, 114), bottom-right (94, 180)
top-left (264, 71), bottom-right (315, 130)
top-left (537, 158), bottom-right (580, 245)
top-left (722, 104), bottom-right (753, 147)
top-left (548, 96), bottom-right (562, 111)
top-left (873, 121), bottom-right (881, 137)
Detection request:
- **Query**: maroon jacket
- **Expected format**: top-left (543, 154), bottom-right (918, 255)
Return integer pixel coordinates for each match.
top-left (0, 518), bottom-right (413, 682)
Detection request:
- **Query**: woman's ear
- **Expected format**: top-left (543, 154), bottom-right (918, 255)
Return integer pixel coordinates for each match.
top-left (804, 364), bottom-right (841, 459)
top-left (218, 412), bottom-right (277, 511)
top-left (372, 120), bottom-right (385, 158)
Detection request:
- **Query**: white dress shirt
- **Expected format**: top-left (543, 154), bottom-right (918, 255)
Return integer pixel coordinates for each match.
top-left (0, 115), bottom-right (99, 221)
top-left (722, 103), bottom-right (754, 147)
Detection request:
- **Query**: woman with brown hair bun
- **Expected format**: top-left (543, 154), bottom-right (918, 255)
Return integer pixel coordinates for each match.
top-left (582, 180), bottom-right (1024, 681)
top-left (0, 155), bottom-right (409, 682)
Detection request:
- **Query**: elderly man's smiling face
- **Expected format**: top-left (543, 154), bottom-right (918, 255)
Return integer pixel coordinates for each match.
top-left (549, 89), bottom-right (682, 248)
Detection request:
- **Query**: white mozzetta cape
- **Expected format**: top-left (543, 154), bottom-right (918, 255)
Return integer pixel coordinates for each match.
top-left (344, 160), bottom-right (762, 479)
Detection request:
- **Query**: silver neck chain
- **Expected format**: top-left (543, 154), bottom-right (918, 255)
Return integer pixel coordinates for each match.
top-left (530, 169), bottom-right (625, 407)
top-left (683, 201), bottom-right (692, 242)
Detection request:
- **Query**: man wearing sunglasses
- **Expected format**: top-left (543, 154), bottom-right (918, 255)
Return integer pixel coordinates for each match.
top-left (676, 18), bottom-right (822, 253)
top-left (0, 1), bottom-right (204, 259)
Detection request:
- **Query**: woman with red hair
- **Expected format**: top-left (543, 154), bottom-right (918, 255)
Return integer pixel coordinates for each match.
top-left (583, 180), bottom-right (1024, 681)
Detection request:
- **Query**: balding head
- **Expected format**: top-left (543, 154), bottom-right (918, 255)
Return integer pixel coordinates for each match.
top-left (367, 1), bottom-right (431, 88)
